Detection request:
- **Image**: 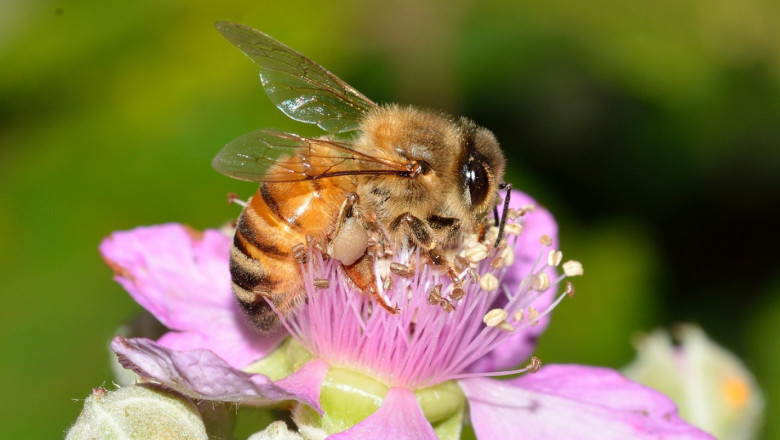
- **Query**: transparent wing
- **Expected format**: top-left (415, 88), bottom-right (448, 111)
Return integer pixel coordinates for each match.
top-left (216, 22), bottom-right (379, 134)
top-left (212, 129), bottom-right (411, 183)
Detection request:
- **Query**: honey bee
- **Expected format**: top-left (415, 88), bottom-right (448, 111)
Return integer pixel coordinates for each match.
top-left (213, 22), bottom-right (507, 331)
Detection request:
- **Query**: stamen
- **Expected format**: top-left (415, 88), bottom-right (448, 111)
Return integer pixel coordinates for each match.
top-left (504, 223), bottom-right (523, 236)
top-left (532, 273), bottom-right (550, 291)
top-left (479, 272), bottom-right (498, 291)
top-left (539, 234), bottom-right (553, 246)
top-left (565, 281), bottom-right (575, 297)
top-left (547, 250), bottom-right (562, 267)
top-left (527, 306), bottom-right (540, 325)
top-left (449, 287), bottom-right (465, 301)
top-left (526, 356), bottom-right (542, 373)
top-left (562, 260), bottom-right (584, 277)
top-left (483, 308), bottom-right (509, 327)
top-left (226, 192), bottom-right (247, 207)
top-left (293, 243), bottom-right (309, 264)
top-left (463, 243), bottom-right (488, 263)
top-left (500, 246), bottom-right (515, 266)
top-left (314, 279), bottom-right (330, 289)
top-left (497, 321), bottom-right (515, 332)
top-left (428, 284), bottom-right (443, 305)
top-left (390, 262), bottom-right (413, 278)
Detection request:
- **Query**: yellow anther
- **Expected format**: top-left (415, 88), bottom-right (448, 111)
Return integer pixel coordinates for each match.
top-left (483, 308), bottom-right (508, 327)
top-left (562, 260), bottom-right (584, 277)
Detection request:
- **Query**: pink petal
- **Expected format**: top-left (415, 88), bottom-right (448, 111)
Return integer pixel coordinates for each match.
top-left (460, 364), bottom-right (714, 439)
top-left (112, 336), bottom-right (325, 412)
top-left (327, 387), bottom-right (438, 440)
top-left (467, 191), bottom-right (559, 373)
top-left (100, 224), bottom-right (283, 367)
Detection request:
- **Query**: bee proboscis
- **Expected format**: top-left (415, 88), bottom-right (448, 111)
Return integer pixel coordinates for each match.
top-left (213, 22), bottom-right (507, 331)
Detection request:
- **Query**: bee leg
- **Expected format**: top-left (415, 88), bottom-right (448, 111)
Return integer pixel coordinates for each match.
top-left (390, 212), bottom-right (463, 288)
top-left (342, 253), bottom-right (399, 314)
top-left (329, 193), bottom-right (369, 266)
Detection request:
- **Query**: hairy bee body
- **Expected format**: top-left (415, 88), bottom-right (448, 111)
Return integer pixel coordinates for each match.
top-left (213, 23), bottom-right (506, 331)
top-left (230, 177), bottom-right (352, 330)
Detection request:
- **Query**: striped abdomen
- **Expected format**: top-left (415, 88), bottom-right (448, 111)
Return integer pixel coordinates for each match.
top-left (230, 178), bottom-right (352, 331)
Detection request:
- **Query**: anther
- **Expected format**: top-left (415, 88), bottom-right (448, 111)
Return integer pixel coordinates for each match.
top-left (454, 255), bottom-right (469, 272)
top-left (449, 287), bottom-right (465, 301)
top-left (292, 243), bottom-right (309, 264)
top-left (533, 273), bottom-right (550, 291)
top-left (383, 274), bottom-right (394, 291)
top-left (547, 250), bottom-right (562, 267)
top-left (467, 268), bottom-right (480, 283)
top-left (504, 223), bottom-right (523, 236)
top-left (526, 356), bottom-right (542, 373)
top-left (500, 246), bottom-right (515, 266)
top-left (390, 262), bottom-right (413, 278)
top-left (447, 267), bottom-right (463, 287)
top-left (483, 308), bottom-right (508, 327)
top-left (527, 306), bottom-right (540, 325)
top-left (564, 281), bottom-right (575, 298)
top-left (513, 309), bottom-right (525, 323)
top-left (440, 299), bottom-right (455, 313)
top-left (490, 256), bottom-right (505, 270)
top-left (227, 193), bottom-right (247, 207)
top-left (540, 235), bottom-right (553, 246)
top-left (428, 284), bottom-right (443, 305)
top-left (464, 244), bottom-right (488, 263)
top-left (562, 260), bottom-right (584, 277)
top-left (479, 272), bottom-right (498, 291)
top-left (313, 279), bottom-right (330, 289)
top-left (497, 321), bottom-right (515, 332)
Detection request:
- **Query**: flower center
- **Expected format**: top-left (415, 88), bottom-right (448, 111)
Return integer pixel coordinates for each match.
top-left (274, 200), bottom-right (582, 389)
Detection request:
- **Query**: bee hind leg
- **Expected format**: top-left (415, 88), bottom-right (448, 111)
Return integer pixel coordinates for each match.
top-left (342, 253), bottom-right (399, 314)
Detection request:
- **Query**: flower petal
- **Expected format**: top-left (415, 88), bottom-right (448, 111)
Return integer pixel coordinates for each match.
top-left (111, 337), bottom-right (322, 412)
top-left (327, 387), bottom-right (438, 440)
top-left (467, 191), bottom-right (559, 373)
top-left (460, 364), bottom-right (714, 439)
top-left (100, 224), bottom-right (282, 367)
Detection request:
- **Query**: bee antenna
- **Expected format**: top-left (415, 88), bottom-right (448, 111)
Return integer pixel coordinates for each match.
top-left (494, 183), bottom-right (512, 247)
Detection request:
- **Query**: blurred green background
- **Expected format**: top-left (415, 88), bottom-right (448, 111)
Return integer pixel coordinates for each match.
top-left (1, 0), bottom-right (778, 438)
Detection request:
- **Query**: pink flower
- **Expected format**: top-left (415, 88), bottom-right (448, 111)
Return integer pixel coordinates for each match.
top-left (103, 191), bottom-right (712, 439)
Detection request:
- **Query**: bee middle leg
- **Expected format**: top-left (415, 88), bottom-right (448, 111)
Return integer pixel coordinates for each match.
top-left (389, 212), bottom-right (464, 287)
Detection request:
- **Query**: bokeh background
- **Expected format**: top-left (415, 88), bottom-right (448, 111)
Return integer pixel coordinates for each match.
top-left (1, 0), bottom-right (778, 438)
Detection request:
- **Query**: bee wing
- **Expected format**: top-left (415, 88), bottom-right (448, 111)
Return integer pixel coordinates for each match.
top-left (216, 22), bottom-right (379, 135)
top-left (212, 129), bottom-right (411, 183)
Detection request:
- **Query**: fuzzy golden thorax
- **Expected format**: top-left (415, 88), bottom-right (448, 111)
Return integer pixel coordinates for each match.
top-left (356, 105), bottom-right (505, 247)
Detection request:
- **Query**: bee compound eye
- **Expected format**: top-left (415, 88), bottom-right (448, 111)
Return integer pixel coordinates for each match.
top-left (467, 161), bottom-right (489, 206)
